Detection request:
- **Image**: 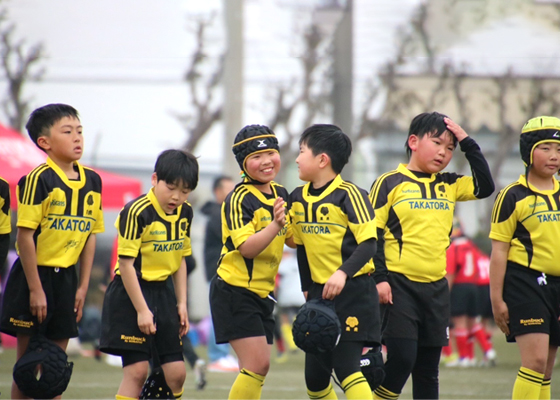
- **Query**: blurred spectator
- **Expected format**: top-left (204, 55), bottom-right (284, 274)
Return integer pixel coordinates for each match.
top-left (200, 176), bottom-right (238, 372)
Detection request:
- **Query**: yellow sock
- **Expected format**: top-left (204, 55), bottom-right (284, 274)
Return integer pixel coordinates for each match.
top-left (540, 379), bottom-right (551, 400)
top-left (228, 368), bottom-right (265, 400)
top-left (341, 371), bottom-right (373, 400)
top-left (115, 395), bottom-right (136, 400)
top-left (282, 322), bottom-right (297, 350)
top-left (174, 388), bottom-right (184, 399)
top-left (373, 385), bottom-right (400, 400)
top-left (512, 367), bottom-right (544, 399)
top-left (307, 383), bottom-right (338, 399)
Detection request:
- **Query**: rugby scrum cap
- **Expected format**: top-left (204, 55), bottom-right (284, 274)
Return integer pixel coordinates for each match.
top-left (13, 334), bottom-right (73, 399)
top-left (292, 298), bottom-right (341, 354)
top-left (520, 116), bottom-right (560, 167)
top-left (231, 125), bottom-right (279, 179)
top-left (140, 366), bottom-right (174, 400)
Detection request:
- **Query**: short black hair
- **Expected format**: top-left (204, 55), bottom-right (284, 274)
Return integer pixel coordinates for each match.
top-left (25, 104), bottom-right (80, 150)
top-left (405, 112), bottom-right (457, 158)
top-left (212, 175), bottom-right (233, 192)
top-left (154, 150), bottom-right (199, 190)
top-left (299, 124), bottom-right (352, 174)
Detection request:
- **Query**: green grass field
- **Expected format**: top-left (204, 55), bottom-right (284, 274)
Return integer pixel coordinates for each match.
top-left (0, 334), bottom-right (558, 399)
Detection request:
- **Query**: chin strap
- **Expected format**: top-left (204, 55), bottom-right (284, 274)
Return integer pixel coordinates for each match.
top-left (240, 172), bottom-right (267, 186)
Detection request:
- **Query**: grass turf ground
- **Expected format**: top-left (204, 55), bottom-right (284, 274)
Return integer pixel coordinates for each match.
top-left (0, 334), bottom-right (558, 399)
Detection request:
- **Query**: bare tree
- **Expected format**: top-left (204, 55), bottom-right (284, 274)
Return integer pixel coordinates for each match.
top-left (173, 14), bottom-right (224, 152)
top-left (0, 8), bottom-right (45, 133)
top-left (265, 23), bottom-right (334, 181)
top-left (356, 0), bottom-right (560, 236)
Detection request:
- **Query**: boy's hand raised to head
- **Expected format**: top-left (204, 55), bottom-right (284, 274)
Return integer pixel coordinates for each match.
top-left (273, 197), bottom-right (286, 229)
top-left (444, 117), bottom-right (469, 142)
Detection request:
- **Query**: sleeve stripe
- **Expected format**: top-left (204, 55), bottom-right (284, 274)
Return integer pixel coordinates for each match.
top-left (230, 187), bottom-right (249, 231)
top-left (124, 197), bottom-right (150, 240)
top-left (21, 166), bottom-right (43, 204)
top-left (21, 165), bottom-right (48, 206)
top-left (230, 188), bottom-right (240, 230)
top-left (23, 165), bottom-right (45, 205)
top-left (491, 183), bottom-right (516, 223)
top-left (341, 183), bottom-right (369, 224)
top-left (368, 171), bottom-right (397, 208)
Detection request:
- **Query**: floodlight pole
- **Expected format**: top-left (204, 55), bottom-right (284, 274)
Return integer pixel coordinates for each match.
top-left (223, 0), bottom-right (244, 176)
top-left (332, 0), bottom-right (354, 181)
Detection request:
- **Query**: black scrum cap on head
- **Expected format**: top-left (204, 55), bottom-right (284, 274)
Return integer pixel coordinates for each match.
top-left (231, 125), bottom-right (279, 179)
top-left (520, 116), bottom-right (560, 167)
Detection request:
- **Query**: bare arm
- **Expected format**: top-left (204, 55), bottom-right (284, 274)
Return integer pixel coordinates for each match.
top-left (489, 239), bottom-right (511, 335)
top-left (238, 197), bottom-right (285, 259)
top-left (75, 234), bottom-right (96, 323)
top-left (172, 258), bottom-right (189, 337)
top-left (17, 227), bottom-right (47, 323)
top-left (119, 257), bottom-right (156, 335)
top-left (285, 236), bottom-right (296, 249)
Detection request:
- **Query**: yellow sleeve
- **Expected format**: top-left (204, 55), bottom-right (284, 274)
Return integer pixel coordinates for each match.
top-left (455, 175), bottom-right (478, 202)
top-left (489, 187), bottom-right (516, 243)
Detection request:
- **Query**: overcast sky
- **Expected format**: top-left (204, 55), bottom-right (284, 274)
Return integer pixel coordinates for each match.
top-left (4, 0), bottom-right (420, 172)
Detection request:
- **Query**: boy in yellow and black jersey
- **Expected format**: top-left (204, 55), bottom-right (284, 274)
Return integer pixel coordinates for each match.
top-left (217, 180), bottom-right (290, 297)
top-left (290, 124), bottom-right (379, 400)
top-left (209, 125), bottom-right (292, 400)
top-left (0, 176), bottom-right (11, 272)
top-left (0, 104), bottom-right (104, 399)
top-left (490, 116), bottom-right (560, 400)
top-left (100, 149), bottom-right (198, 400)
top-left (369, 112), bottom-right (494, 400)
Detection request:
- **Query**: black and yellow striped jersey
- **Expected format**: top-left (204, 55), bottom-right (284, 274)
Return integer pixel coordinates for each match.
top-left (369, 163), bottom-right (481, 283)
top-left (16, 157), bottom-right (104, 267)
top-left (490, 175), bottom-right (560, 275)
top-left (217, 181), bottom-right (292, 298)
top-left (0, 177), bottom-right (11, 235)
top-left (114, 188), bottom-right (193, 282)
top-left (290, 175), bottom-right (377, 284)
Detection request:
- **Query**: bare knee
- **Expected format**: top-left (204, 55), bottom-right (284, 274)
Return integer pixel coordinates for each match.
top-left (162, 361), bottom-right (186, 392)
top-left (250, 359), bottom-right (270, 376)
top-left (237, 356), bottom-right (269, 376)
top-left (124, 362), bottom-right (149, 387)
top-left (523, 354), bottom-right (548, 374)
